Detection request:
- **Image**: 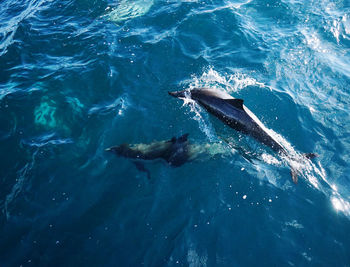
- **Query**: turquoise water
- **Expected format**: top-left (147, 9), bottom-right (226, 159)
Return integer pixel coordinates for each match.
top-left (1, 0), bottom-right (350, 266)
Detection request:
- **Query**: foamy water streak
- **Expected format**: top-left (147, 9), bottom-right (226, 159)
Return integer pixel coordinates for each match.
top-left (259, 120), bottom-right (350, 217)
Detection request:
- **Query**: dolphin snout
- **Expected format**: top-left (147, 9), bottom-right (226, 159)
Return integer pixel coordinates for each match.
top-left (105, 146), bottom-right (120, 153)
top-left (168, 90), bottom-right (188, 98)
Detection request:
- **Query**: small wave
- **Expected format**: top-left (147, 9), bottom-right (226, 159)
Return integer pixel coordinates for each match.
top-left (0, 81), bottom-right (46, 102)
top-left (0, 0), bottom-right (51, 56)
top-left (0, 81), bottom-right (19, 101)
top-left (2, 150), bottom-right (38, 220)
top-left (21, 132), bottom-right (73, 147)
top-left (186, 0), bottom-right (252, 16)
top-left (88, 95), bottom-right (128, 116)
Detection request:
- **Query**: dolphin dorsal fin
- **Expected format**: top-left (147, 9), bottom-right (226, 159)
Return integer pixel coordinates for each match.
top-left (178, 133), bottom-right (189, 142)
top-left (225, 98), bottom-right (244, 109)
top-left (171, 133), bottom-right (189, 144)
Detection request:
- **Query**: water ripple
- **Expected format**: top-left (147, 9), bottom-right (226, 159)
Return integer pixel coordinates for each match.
top-left (0, 0), bottom-right (52, 56)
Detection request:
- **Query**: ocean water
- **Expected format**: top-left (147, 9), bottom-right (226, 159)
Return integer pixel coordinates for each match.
top-left (1, 0), bottom-right (350, 266)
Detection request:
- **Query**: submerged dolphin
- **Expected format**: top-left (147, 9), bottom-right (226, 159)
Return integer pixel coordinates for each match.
top-left (169, 88), bottom-right (316, 183)
top-left (106, 133), bottom-right (230, 178)
top-left (105, 0), bottom-right (153, 23)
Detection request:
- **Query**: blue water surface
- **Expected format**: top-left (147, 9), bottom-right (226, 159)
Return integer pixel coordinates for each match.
top-left (1, 0), bottom-right (350, 266)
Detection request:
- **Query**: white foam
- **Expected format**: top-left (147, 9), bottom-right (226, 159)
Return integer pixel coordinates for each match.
top-left (261, 153), bottom-right (281, 166)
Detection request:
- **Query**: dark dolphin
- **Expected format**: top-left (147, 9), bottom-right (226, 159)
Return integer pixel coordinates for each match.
top-left (106, 133), bottom-right (231, 178)
top-left (169, 88), bottom-right (316, 183)
top-left (106, 133), bottom-right (191, 168)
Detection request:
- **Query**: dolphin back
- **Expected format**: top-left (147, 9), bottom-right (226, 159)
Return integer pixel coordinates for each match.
top-left (106, 133), bottom-right (191, 166)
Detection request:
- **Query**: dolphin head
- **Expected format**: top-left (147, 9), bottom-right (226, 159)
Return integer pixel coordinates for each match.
top-left (168, 89), bottom-right (189, 98)
top-left (168, 88), bottom-right (211, 103)
top-left (105, 144), bottom-right (131, 156)
top-left (169, 88), bottom-right (220, 113)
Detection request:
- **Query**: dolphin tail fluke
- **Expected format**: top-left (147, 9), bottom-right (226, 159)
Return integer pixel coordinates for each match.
top-left (170, 133), bottom-right (189, 144)
top-left (290, 153), bottom-right (318, 184)
top-left (303, 153), bottom-right (318, 159)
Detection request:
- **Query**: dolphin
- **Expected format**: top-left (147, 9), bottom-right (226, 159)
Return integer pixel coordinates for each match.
top-left (168, 88), bottom-right (316, 183)
top-left (106, 133), bottom-right (230, 178)
top-left (105, 0), bottom-right (153, 23)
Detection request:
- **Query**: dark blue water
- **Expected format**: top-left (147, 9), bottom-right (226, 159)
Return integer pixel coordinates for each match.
top-left (1, 0), bottom-right (350, 266)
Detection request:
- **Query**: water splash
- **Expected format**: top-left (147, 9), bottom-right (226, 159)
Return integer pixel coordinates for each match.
top-left (182, 96), bottom-right (216, 141)
top-left (179, 68), bottom-right (232, 141)
top-left (184, 67), bottom-right (266, 93)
